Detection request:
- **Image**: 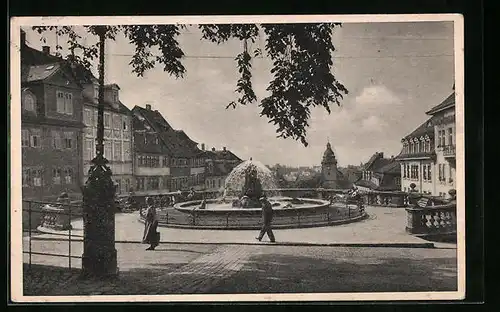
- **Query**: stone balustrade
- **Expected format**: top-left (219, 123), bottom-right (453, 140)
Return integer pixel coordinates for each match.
top-left (405, 202), bottom-right (456, 237)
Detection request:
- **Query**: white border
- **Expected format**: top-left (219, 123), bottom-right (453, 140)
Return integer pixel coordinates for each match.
top-left (10, 14), bottom-right (465, 303)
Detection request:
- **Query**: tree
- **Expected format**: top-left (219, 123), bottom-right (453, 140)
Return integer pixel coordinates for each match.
top-left (32, 23), bottom-right (348, 146)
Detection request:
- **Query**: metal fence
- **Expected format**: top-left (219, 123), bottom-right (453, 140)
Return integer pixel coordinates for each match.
top-left (23, 200), bottom-right (83, 271)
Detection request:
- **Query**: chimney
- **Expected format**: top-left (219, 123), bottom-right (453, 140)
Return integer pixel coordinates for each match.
top-left (42, 46), bottom-right (50, 55)
top-left (20, 30), bottom-right (26, 46)
top-left (201, 143), bottom-right (205, 151)
top-left (145, 104), bottom-right (152, 110)
top-left (223, 146), bottom-right (226, 152)
top-left (212, 147), bottom-right (216, 152)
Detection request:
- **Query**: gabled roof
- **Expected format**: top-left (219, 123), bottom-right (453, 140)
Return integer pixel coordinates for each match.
top-left (23, 63), bottom-right (62, 83)
top-left (132, 105), bottom-right (202, 158)
top-left (402, 116), bottom-right (436, 141)
top-left (362, 152), bottom-right (392, 172)
top-left (21, 43), bottom-right (63, 66)
top-left (425, 92), bottom-right (455, 115)
top-left (374, 161), bottom-right (401, 174)
top-left (203, 149), bottom-right (242, 162)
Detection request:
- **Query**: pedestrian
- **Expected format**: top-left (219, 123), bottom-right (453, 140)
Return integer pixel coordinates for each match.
top-left (142, 197), bottom-right (160, 251)
top-left (256, 196), bottom-right (276, 243)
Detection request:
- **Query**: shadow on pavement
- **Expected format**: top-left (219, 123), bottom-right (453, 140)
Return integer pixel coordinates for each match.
top-left (207, 253), bottom-right (458, 294)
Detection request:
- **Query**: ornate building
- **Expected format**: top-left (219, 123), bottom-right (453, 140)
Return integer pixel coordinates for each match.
top-left (396, 88), bottom-right (456, 198)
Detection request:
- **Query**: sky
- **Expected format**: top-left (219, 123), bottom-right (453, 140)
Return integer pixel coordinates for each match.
top-left (22, 21), bottom-right (455, 167)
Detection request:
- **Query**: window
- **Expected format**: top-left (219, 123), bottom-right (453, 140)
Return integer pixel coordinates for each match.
top-left (447, 128), bottom-right (453, 146)
top-left (123, 144), bottom-right (131, 161)
top-left (57, 91), bottom-right (65, 113)
top-left (56, 91), bottom-right (73, 115)
top-left (104, 141), bottom-right (112, 159)
top-left (415, 141), bottom-right (420, 153)
top-left (84, 139), bottom-right (93, 161)
top-left (143, 134), bottom-right (147, 145)
top-left (21, 130), bottom-right (29, 147)
top-left (23, 94), bottom-right (36, 112)
top-left (84, 108), bottom-right (93, 126)
top-left (162, 156), bottom-right (169, 167)
top-left (155, 136), bottom-right (159, 144)
top-left (93, 110), bottom-right (98, 127)
top-left (22, 169), bottom-right (30, 186)
top-left (64, 168), bottom-right (73, 184)
top-left (427, 165), bottom-right (432, 182)
top-left (52, 168), bottom-right (61, 184)
top-left (113, 91), bottom-right (119, 103)
top-left (104, 113), bottom-right (111, 128)
top-left (113, 114), bottom-right (121, 130)
top-left (32, 168), bottom-right (42, 187)
top-left (395, 177), bottom-right (401, 186)
top-left (63, 132), bottom-right (73, 149)
top-left (30, 129), bottom-right (41, 148)
top-left (113, 141), bottom-right (122, 161)
top-left (136, 177), bottom-right (145, 191)
top-left (423, 165), bottom-right (427, 181)
top-left (115, 179), bottom-right (121, 194)
top-left (449, 166), bottom-right (453, 183)
top-left (122, 116), bottom-right (129, 131)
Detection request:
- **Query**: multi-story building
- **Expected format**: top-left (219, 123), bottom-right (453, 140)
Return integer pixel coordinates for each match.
top-left (81, 82), bottom-right (133, 195)
top-left (21, 32), bottom-right (85, 201)
top-left (396, 89), bottom-right (456, 198)
top-left (201, 145), bottom-right (243, 192)
top-left (355, 152), bottom-right (401, 191)
top-left (131, 104), bottom-right (205, 196)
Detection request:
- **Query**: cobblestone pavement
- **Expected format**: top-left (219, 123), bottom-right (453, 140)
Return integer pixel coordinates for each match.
top-left (22, 243), bottom-right (457, 296)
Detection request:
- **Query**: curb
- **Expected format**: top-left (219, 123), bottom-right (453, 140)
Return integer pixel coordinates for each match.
top-left (27, 236), bottom-right (435, 248)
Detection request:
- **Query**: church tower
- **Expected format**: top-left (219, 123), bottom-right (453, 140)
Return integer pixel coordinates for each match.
top-left (321, 141), bottom-right (339, 188)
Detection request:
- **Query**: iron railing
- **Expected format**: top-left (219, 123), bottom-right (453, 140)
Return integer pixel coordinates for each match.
top-left (23, 200), bottom-right (83, 271)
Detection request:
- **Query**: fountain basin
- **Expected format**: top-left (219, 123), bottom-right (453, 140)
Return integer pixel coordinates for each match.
top-left (158, 197), bottom-right (367, 230)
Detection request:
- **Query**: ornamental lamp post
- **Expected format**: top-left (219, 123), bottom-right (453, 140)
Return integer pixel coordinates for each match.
top-left (81, 26), bottom-right (118, 278)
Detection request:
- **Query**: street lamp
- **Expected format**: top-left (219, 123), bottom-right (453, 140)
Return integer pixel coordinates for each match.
top-left (81, 26), bottom-right (118, 278)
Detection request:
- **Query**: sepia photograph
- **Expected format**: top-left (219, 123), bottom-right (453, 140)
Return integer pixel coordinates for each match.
top-left (9, 14), bottom-right (464, 302)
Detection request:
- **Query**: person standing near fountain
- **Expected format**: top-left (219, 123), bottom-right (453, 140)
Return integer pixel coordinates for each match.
top-left (256, 196), bottom-right (276, 243)
top-left (142, 197), bottom-right (160, 251)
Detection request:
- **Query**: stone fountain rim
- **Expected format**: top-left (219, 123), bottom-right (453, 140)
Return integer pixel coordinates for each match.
top-left (174, 197), bottom-right (331, 213)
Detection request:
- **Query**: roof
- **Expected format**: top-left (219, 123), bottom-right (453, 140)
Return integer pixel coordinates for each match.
top-left (322, 142), bottom-right (337, 164)
top-left (374, 161), bottom-right (401, 174)
top-left (425, 92), bottom-right (455, 115)
top-left (402, 116), bottom-right (436, 141)
top-left (203, 149), bottom-right (242, 162)
top-left (83, 94), bottom-right (131, 115)
top-left (362, 152), bottom-right (392, 172)
top-left (21, 43), bottom-right (63, 66)
top-left (132, 105), bottom-right (202, 158)
top-left (22, 63), bottom-right (62, 83)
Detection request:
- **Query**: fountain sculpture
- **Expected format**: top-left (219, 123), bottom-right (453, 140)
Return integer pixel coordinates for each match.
top-left (232, 162), bottom-right (264, 208)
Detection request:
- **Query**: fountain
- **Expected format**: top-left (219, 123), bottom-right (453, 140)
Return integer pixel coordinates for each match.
top-left (167, 158), bottom-right (367, 229)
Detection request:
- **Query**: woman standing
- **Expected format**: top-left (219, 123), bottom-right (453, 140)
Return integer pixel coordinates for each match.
top-left (142, 197), bottom-right (160, 251)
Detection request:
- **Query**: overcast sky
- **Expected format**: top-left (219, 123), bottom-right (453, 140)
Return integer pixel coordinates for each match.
top-left (23, 21), bottom-right (455, 167)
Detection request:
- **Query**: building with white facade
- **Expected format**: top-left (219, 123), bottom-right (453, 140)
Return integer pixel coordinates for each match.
top-left (82, 83), bottom-right (133, 195)
top-left (396, 89), bottom-right (456, 198)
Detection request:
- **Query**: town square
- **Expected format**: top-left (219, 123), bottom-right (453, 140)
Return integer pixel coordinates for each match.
top-left (11, 16), bottom-right (463, 301)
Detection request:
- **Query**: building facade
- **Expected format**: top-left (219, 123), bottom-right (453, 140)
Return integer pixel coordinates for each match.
top-left (131, 104), bottom-right (206, 196)
top-left (202, 146), bottom-right (243, 192)
top-left (82, 83), bottom-right (133, 195)
top-left (21, 37), bottom-right (85, 201)
top-left (355, 152), bottom-right (401, 191)
top-left (397, 90), bottom-right (456, 198)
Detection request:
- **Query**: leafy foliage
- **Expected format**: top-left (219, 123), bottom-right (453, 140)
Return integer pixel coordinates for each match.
top-left (31, 23), bottom-right (348, 146)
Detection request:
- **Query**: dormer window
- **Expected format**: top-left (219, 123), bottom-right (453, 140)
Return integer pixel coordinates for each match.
top-left (23, 93), bottom-right (36, 112)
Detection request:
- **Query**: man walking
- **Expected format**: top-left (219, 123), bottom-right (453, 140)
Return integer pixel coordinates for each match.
top-left (256, 196), bottom-right (276, 242)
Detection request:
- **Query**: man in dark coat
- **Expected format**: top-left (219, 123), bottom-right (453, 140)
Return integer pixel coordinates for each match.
top-left (256, 196), bottom-right (276, 242)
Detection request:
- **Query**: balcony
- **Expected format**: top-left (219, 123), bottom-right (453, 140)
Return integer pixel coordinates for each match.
top-left (443, 145), bottom-right (455, 158)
